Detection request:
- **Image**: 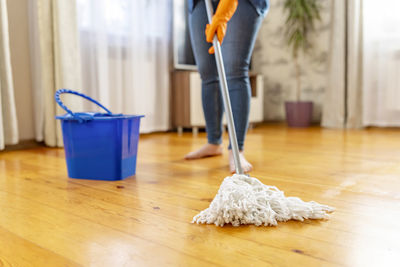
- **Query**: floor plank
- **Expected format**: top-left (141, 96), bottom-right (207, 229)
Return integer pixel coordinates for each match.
top-left (1, 124), bottom-right (399, 266)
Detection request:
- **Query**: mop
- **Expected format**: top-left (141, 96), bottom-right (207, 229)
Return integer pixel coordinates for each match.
top-left (192, 0), bottom-right (334, 227)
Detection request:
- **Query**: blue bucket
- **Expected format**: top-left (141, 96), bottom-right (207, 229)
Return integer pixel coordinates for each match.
top-left (55, 89), bottom-right (144, 181)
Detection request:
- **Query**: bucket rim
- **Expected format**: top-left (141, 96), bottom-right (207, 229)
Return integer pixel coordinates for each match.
top-left (56, 112), bottom-right (144, 121)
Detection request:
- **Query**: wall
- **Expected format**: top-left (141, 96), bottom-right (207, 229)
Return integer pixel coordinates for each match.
top-left (253, 0), bottom-right (331, 122)
top-left (4, 0), bottom-right (331, 140)
top-left (6, 0), bottom-right (35, 140)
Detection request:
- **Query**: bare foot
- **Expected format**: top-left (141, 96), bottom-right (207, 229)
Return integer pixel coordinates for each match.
top-left (184, 144), bottom-right (223, 160)
top-left (229, 150), bottom-right (253, 173)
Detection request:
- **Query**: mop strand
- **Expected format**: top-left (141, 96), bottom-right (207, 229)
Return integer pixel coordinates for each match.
top-left (192, 174), bottom-right (334, 227)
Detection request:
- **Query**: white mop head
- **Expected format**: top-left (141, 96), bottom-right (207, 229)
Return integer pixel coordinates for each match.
top-left (192, 174), bottom-right (334, 227)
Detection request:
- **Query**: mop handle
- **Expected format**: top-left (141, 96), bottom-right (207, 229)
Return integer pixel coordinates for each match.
top-left (204, 0), bottom-right (243, 175)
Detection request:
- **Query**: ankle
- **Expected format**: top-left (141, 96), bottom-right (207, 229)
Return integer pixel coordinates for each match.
top-left (207, 143), bottom-right (222, 149)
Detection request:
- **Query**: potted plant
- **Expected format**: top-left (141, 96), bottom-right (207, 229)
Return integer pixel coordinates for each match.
top-left (283, 0), bottom-right (322, 127)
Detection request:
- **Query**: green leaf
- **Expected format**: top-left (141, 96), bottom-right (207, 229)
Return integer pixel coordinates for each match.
top-left (283, 0), bottom-right (323, 57)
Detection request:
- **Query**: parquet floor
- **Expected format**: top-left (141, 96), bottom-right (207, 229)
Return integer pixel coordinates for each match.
top-left (1, 124), bottom-right (399, 266)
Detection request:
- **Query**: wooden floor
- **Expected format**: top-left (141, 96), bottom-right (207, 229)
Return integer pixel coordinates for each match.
top-left (1, 124), bottom-right (400, 266)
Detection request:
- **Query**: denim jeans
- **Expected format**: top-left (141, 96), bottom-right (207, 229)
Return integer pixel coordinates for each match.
top-left (189, 0), bottom-right (264, 150)
top-left (188, 0), bottom-right (269, 16)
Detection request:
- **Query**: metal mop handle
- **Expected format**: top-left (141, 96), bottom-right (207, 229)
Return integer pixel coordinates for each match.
top-left (204, 0), bottom-right (244, 175)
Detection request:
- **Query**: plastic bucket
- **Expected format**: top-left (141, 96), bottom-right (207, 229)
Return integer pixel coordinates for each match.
top-left (55, 89), bottom-right (144, 180)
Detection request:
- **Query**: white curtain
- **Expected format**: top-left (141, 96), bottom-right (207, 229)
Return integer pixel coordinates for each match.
top-left (0, 0), bottom-right (18, 150)
top-left (29, 0), bottom-right (83, 147)
top-left (322, 0), bottom-right (363, 129)
top-left (321, 0), bottom-right (346, 128)
top-left (362, 0), bottom-right (400, 126)
top-left (77, 0), bottom-right (171, 133)
top-left (323, 0), bottom-right (400, 128)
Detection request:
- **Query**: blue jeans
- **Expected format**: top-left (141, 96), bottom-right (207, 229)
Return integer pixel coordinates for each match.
top-left (188, 0), bottom-right (264, 150)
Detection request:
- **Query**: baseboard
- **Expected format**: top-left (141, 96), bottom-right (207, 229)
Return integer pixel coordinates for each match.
top-left (3, 140), bottom-right (45, 151)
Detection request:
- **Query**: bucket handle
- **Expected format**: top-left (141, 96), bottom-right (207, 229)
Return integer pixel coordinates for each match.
top-left (55, 89), bottom-right (112, 121)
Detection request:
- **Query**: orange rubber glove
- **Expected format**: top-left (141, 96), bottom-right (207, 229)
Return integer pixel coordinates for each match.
top-left (205, 0), bottom-right (238, 54)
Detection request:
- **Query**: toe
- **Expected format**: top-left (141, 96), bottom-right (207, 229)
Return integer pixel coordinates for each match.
top-left (243, 163), bottom-right (253, 173)
top-left (229, 160), bottom-right (236, 173)
top-left (184, 152), bottom-right (197, 160)
top-left (229, 161), bottom-right (236, 173)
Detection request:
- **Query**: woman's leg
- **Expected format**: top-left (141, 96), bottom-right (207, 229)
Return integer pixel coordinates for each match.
top-left (222, 0), bottom-right (263, 151)
top-left (186, 0), bottom-right (264, 172)
top-left (186, 0), bottom-right (224, 159)
top-left (221, 0), bottom-right (264, 172)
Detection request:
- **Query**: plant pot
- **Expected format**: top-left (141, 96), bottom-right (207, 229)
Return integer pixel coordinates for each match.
top-left (284, 101), bottom-right (313, 128)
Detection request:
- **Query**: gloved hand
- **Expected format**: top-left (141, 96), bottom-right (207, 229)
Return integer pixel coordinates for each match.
top-left (205, 0), bottom-right (238, 54)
